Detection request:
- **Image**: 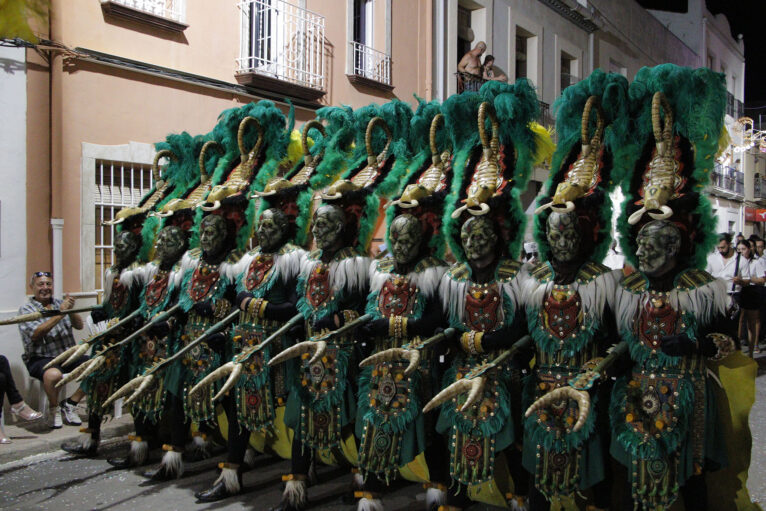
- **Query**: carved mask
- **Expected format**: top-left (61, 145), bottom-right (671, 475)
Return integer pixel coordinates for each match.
top-left (636, 220), bottom-right (681, 277)
top-left (389, 214), bottom-right (422, 266)
top-left (154, 226), bottom-right (187, 267)
top-left (199, 214), bottom-right (227, 256)
top-left (258, 208), bottom-right (289, 253)
top-left (461, 216), bottom-right (498, 267)
top-left (312, 204), bottom-right (345, 251)
top-left (113, 230), bottom-right (141, 268)
top-left (546, 211), bottom-right (581, 263)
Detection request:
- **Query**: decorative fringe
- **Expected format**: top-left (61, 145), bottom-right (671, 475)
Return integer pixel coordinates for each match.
top-left (174, 249), bottom-right (235, 313)
top-left (425, 487), bottom-right (447, 510)
top-left (130, 439), bottom-right (149, 466)
top-left (357, 365), bottom-right (421, 434)
top-left (352, 471), bottom-right (365, 490)
top-left (159, 449), bottom-right (184, 478)
top-left (438, 365), bottom-right (511, 438)
top-left (190, 434), bottom-right (211, 459)
top-left (357, 497), bottom-right (384, 511)
top-left (367, 257), bottom-right (446, 301)
top-left (102, 263), bottom-right (142, 312)
top-left (233, 244), bottom-right (305, 296)
top-left (296, 250), bottom-right (370, 320)
top-left (523, 386), bottom-right (599, 452)
top-left (282, 479), bottom-right (307, 509)
top-left (76, 434), bottom-right (96, 451)
top-left (215, 466), bottom-right (241, 495)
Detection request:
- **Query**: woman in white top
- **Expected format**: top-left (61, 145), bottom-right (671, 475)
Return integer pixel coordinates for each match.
top-left (737, 240), bottom-right (764, 355)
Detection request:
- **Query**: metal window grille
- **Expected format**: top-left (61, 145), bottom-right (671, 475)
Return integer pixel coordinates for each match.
top-left (350, 41), bottom-right (391, 85)
top-left (94, 160), bottom-right (153, 296)
top-left (237, 0), bottom-right (326, 91)
top-left (107, 0), bottom-right (185, 22)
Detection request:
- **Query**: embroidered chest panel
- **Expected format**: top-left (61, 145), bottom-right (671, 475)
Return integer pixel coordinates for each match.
top-left (305, 262), bottom-right (333, 309)
top-left (245, 254), bottom-right (275, 291)
top-left (636, 294), bottom-right (682, 351)
top-left (464, 284), bottom-right (503, 332)
top-left (188, 261), bottom-right (221, 302)
top-left (377, 276), bottom-right (418, 318)
top-left (145, 270), bottom-right (170, 309)
top-left (109, 276), bottom-right (128, 312)
top-left (541, 286), bottom-right (582, 340)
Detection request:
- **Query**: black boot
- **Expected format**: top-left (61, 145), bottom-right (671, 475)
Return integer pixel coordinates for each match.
top-left (143, 447), bottom-right (183, 481)
top-left (61, 430), bottom-right (98, 457)
top-left (108, 438), bottom-right (149, 468)
top-left (269, 476), bottom-right (307, 511)
top-left (195, 464), bottom-right (242, 502)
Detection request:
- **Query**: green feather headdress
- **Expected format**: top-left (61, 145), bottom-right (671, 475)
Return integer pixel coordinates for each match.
top-left (195, 100), bottom-right (296, 252)
top-left (533, 70), bottom-right (632, 264)
top-left (442, 79), bottom-right (552, 263)
top-left (618, 64), bottom-right (726, 271)
top-left (384, 97), bottom-right (452, 259)
top-left (317, 100), bottom-right (415, 254)
top-left (254, 106), bottom-right (356, 249)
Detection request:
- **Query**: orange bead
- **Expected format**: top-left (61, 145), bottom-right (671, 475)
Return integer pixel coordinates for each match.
top-left (655, 419), bottom-right (665, 430)
top-left (626, 413), bottom-right (634, 423)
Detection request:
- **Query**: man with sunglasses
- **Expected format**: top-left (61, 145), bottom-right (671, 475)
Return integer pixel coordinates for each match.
top-left (18, 271), bottom-right (87, 429)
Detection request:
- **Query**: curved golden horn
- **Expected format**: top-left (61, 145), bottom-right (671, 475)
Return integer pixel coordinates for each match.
top-left (302, 119), bottom-right (326, 168)
top-left (627, 91), bottom-right (677, 225)
top-left (237, 116), bottom-right (265, 166)
top-left (430, 113), bottom-right (446, 166)
top-left (451, 102), bottom-right (498, 219)
top-left (152, 149), bottom-right (177, 184)
top-left (198, 141), bottom-right (223, 184)
top-left (365, 116), bottom-right (392, 167)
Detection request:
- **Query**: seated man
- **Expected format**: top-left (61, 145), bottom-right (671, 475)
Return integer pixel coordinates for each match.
top-left (18, 271), bottom-right (86, 429)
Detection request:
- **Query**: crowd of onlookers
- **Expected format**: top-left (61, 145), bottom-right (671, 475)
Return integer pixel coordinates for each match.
top-left (706, 232), bottom-right (766, 356)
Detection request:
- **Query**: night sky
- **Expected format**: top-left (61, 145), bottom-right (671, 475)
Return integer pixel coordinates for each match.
top-left (706, 0), bottom-right (766, 109)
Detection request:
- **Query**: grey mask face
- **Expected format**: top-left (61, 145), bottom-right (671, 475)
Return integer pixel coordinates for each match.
top-left (199, 214), bottom-right (227, 255)
top-left (312, 205), bottom-right (345, 250)
top-left (389, 214), bottom-right (422, 266)
top-left (546, 211), bottom-right (581, 263)
top-left (114, 231), bottom-right (140, 267)
top-left (257, 208), bottom-right (289, 252)
top-left (460, 216), bottom-right (498, 264)
top-left (154, 226), bottom-right (186, 266)
top-left (636, 220), bottom-right (681, 277)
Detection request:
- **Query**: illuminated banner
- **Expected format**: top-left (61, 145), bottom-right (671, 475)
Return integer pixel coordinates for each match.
top-left (746, 207), bottom-right (766, 222)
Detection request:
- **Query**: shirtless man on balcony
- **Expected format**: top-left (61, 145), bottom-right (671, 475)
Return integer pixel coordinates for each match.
top-left (457, 41), bottom-right (486, 92)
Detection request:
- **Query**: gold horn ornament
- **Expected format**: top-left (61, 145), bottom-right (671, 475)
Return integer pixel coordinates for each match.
top-left (534, 95), bottom-right (605, 215)
top-left (358, 347), bottom-right (421, 376)
top-left (320, 116), bottom-right (392, 200)
top-left (154, 140), bottom-right (223, 217)
top-left (389, 113), bottom-right (451, 209)
top-left (104, 149), bottom-right (177, 225)
top-left (524, 385), bottom-right (591, 433)
top-left (200, 116), bottom-right (265, 211)
top-left (253, 119), bottom-right (326, 198)
top-left (627, 91), bottom-right (682, 225)
top-left (451, 102), bottom-right (502, 219)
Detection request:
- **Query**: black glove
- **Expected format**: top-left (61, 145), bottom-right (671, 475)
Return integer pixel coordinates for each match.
top-left (660, 333), bottom-right (697, 357)
top-left (148, 320), bottom-right (170, 339)
top-left (361, 318), bottom-right (389, 338)
top-left (288, 322), bottom-right (306, 340)
top-left (191, 300), bottom-right (215, 318)
top-left (205, 332), bottom-right (227, 347)
top-left (236, 291), bottom-right (254, 311)
top-left (312, 314), bottom-right (337, 332)
top-left (90, 307), bottom-right (108, 324)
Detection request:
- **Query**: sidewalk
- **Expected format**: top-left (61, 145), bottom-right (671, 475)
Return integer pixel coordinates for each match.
top-left (0, 411), bottom-right (133, 465)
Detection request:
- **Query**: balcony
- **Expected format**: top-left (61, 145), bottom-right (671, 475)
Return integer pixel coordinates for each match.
top-left (347, 42), bottom-right (393, 90)
top-left (236, 0), bottom-right (326, 101)
top-left (100, 0), bottom-right (188, 31)
top-left (711, 163), bottom-right (744, 198)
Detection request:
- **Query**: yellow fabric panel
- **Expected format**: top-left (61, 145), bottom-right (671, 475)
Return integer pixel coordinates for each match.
top-left (467, 451), bottom-right (515, 509)
top-left (399, 452), bottom-right (431, 483)
top-left (707, 353), bottom-right (763, 511)
top-left (249, 406), bottom-right (294, 459)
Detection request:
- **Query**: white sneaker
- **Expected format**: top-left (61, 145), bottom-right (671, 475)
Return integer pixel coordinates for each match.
top-left (60, 402), bottom-right (82, 426)
top-left (49, 407), bottom-right (63, 429)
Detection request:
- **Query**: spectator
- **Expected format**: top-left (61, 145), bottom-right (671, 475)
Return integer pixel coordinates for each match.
top-left (752, 236), bottom-right (765, 258)
top-left (457, 41), bottom-right (486, 92)
top-left (0, 354), bottom-right (43, 443)
top-left (735, 232), bottom-right (745, 245)
top-left (736, 240), bottom-right (764, 355)
top-left (482, 55), bottom-right (508, 82)
top-left (18, 272), bottom-right (87, 429)
top-left (706, 233), bottom-right (749, 343)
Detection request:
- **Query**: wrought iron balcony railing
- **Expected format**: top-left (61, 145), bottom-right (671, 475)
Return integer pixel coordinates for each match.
top-left (350, 41), bottom-right (391, 86)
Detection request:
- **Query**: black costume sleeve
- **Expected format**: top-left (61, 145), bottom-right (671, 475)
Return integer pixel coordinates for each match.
top-left (263, 276), bottom-right (299, 322)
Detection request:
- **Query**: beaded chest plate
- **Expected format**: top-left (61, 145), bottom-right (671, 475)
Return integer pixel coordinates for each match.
top-left (109, 277), bottom-right (128, 312)
top-left (638, 294), bottom-right (681, 351)
top-left (145, 270), bottom-right (170, 308)
top-left (541, 287), bottom-right (582, 340)
top-left (305, 264), bottom-right (332, 309)
top-left (189, 262), bottom-right (221, 302)
top-left (464, 285), bottom-right (503, 332)
top-left (377, 277), bottom-right (418, 317)
top-left (245, 254), bottom-right (275, 291)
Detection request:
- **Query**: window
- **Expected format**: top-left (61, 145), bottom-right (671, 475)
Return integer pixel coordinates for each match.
top-left (515, 34), bottom-right (527, 79)
top-left (512, 21), bottom-right (540, 88)
top-left (561, 51), bottom-right (578, 92)
top-left (347, 0), bottom-right (392, 87)
top-left (94, 160), bottom-right (153, 295)
top-left (707, 53), bottom-right (714, 70)
top-left (100, 0), bottom-right (187, 31)
top-left (237, 0), bottom-right (326, 91)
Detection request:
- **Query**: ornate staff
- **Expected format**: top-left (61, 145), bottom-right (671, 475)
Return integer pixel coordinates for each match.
top-left (358, 327), bottom-right (456, 376)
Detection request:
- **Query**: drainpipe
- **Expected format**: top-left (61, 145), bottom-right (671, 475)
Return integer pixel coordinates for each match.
top-left (51, 219), bottom-right (63, 299)
top-left (701, 16), bottom-right (707, 67)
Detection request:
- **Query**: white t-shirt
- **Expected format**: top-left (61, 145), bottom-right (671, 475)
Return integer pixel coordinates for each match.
top-left (706, 251), bottom-right (751, 293)
top-left (749, 256), bottom-right (766, 282)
